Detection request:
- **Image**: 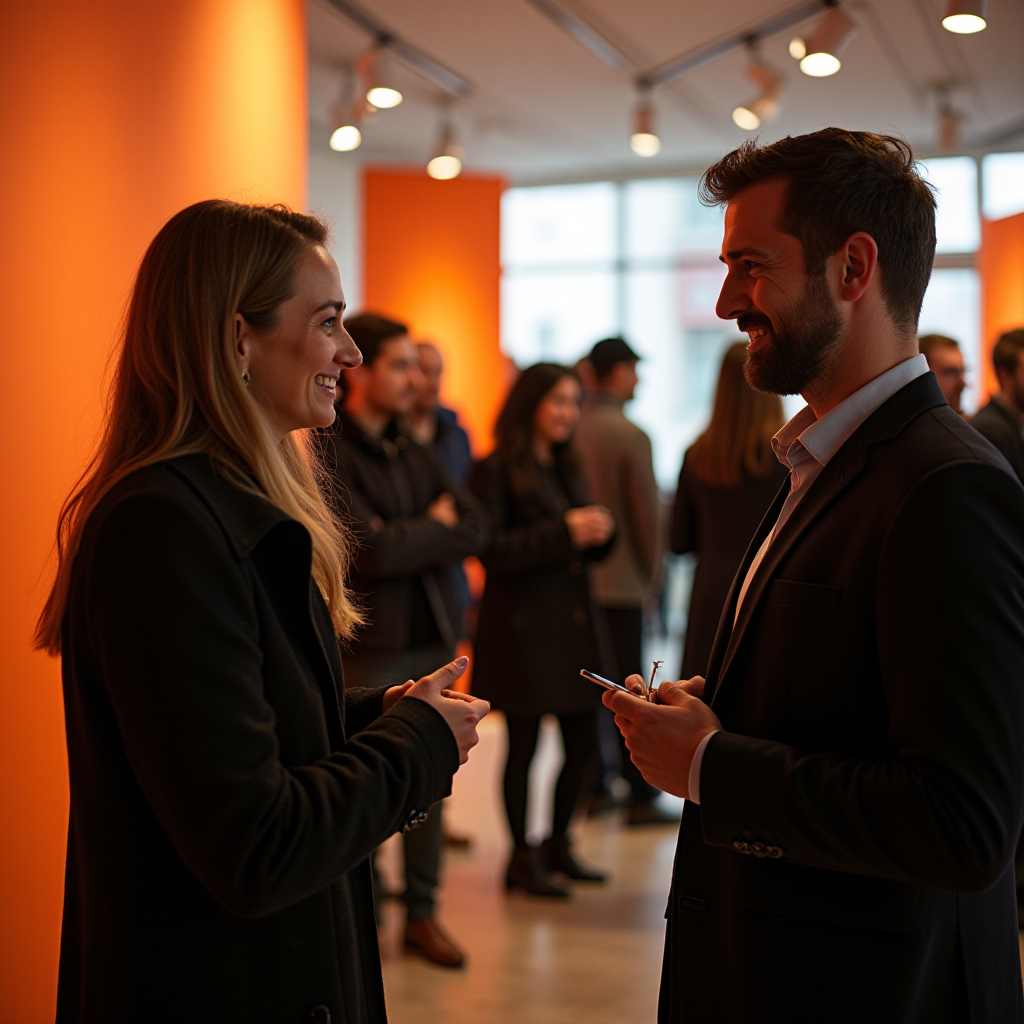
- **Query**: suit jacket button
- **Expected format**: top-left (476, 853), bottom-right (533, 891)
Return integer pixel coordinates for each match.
top-left (402, 809), bottom-right (429, 833)
top-left (572, 610), bottom-right (588, 627)
top-left (732, 840), bottom-right (752, 855)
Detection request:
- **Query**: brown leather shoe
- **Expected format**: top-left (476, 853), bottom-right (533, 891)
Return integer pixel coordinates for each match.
top-left (404, 918), bottom-right (466, 969)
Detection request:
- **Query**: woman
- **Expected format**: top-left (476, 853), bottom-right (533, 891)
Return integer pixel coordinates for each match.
top-left (36, 200), bottom-right (488, 1024)
top-left (672, 341), bottom-right (788, 679)
top-left (470, 363), bottom-right (615, 898)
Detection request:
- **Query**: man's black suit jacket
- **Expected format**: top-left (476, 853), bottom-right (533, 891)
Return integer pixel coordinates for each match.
top-left (661, 374), bottom-right (1024, 1024)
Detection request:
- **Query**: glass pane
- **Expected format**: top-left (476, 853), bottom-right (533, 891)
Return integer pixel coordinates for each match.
top-left (918, 268), bottom-right (981, 415)
top-left (501, 269), bottom-right (618, 367)
top-left (624, 178), bottom-right (724, 260)
top-left (917, 157), bottom-right (980, 254)
top-left (982, 153), bottom-right (1024, 221)
top-left (501, 183), bottom-right (618, 268)
top-left (622, 266), bottom-right (739, 489)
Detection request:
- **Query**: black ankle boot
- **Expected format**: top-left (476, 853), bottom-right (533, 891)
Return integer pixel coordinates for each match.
top-left (541, 835), bottom-right (608, 883)
top-left (505, 846), bottom-right (570, 898)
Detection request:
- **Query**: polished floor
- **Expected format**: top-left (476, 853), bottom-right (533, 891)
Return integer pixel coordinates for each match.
top-left (376, 710), bottom-right (1024, 1023)
top-left (376, 711), bottom-right (682, 1024)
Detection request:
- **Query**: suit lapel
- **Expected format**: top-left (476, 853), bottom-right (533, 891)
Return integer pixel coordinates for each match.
top-left (709, 433), bottom-right (868, 708)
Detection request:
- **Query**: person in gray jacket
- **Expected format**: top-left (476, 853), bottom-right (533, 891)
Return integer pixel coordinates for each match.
top-left (575, 337), bottom-right (675, 825)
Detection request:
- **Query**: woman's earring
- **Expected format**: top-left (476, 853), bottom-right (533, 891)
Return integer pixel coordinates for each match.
top-left (241, 369), bottom-right (250, 386)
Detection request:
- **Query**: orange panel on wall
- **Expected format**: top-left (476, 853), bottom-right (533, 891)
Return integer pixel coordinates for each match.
top-left (362, 169), bottom-right (508, 455)
top-left (0, 2), bottom-right (306, 1017)
top-left (978, 211), bottom-right (1024, 399)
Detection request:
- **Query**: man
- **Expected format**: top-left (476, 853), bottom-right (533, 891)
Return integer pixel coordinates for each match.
top-left (322, 313), bottom-right (488, 969)
top-left (574, 336), bottom-right (672, 826)
top-left (971, 328), bottom-right (1024, 484)
top-left (606, 130), bottom-right (1024, 1021)
top-left (407, 341), bottom-right (474, 487)
top-left (918, 333), bottom-right (967, 414)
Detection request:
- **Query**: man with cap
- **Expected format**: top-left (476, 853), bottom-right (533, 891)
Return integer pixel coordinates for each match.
top-left (574, 337), bottom-right (674, 825)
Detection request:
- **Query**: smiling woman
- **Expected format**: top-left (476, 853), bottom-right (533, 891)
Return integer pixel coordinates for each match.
top-left (31, 199), bottom-right (489, 1024)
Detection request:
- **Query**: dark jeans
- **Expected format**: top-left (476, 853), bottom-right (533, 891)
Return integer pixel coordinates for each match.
top-left (602, 606), bottom-right (660, 805)
top-left (503, 712), bottom-right (599, 848)
top-left (343, 642), bottom-right (454, 923)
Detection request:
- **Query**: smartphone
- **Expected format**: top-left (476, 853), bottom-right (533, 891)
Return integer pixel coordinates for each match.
top-left (579, 669), bottom-right (635, 695)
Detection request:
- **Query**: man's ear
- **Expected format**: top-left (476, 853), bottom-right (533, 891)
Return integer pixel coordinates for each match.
top-left (837, 232), bottom-right (879, 304)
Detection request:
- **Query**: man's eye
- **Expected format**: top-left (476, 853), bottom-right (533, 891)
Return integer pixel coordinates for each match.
top-left (322, 316), bottom-right (336, 329)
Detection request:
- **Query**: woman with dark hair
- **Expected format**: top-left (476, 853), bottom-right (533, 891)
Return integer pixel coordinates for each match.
top-left (672, 341), bottom-right (787, 679)
top-left (470, 362), bottom-right (615, 897)
top-left (36, 199), bottom-right (489, 1023)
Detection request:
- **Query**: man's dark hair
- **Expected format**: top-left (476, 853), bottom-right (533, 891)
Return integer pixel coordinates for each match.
top-left (589, 336), bottom-right (640, 381)
top-left (699, 128), bottom-right (937, 334)
top-left (992, 328), bottom-right (1024, 378)
top-left (343, 312), bottom-right (408, 367)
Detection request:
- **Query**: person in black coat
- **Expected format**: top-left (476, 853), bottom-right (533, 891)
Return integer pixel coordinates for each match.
top-left (35, 200), bottom-right (488, 1024)
top-left (607, 131), bottom-right (1024, 1022)
top-left (970, 327), bottom-right (1024, 485)
top-left (469, 363), bottom-right (615, 898)
top-left (672, 342), bottom-right (787, 679)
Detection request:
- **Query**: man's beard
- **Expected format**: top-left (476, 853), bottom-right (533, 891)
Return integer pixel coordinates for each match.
top-left (741, 274), bottom-right (843, 396)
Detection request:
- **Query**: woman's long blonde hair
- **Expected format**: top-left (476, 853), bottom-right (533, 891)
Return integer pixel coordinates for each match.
top-left (35, 199), bottom-right (361, 654)
top-left (688, 341), bottom-right (785, 488)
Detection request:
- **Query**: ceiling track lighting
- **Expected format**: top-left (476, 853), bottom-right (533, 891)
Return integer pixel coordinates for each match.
top-left (938, 104), bottom-right (963, 153)
top-left (427, 111), bottom-right (464, 180)
top-left (942, 0), bottom-right (987, 33)
top-left (790, 3), bottom-right (858, 77)
top-left (356, 45), bottom-right (404, 109)
top-left (733, 41), bottom-right (782, 131)
top-left (630, 93), bottom-right (661, 157)
top-left (328, 68), bottom-right (369, 152)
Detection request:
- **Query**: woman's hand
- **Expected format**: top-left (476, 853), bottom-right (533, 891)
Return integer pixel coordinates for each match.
top-left (565, 505), bottom-right (615, 549)
top-left (382, 680), bottom-right (414, 714)
top-left (395, 656), bottom-right (491, 764)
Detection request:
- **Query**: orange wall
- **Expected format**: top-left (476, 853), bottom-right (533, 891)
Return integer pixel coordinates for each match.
top-left (978, 211), bottom-right (1024, 399)
top-left (0, 2), bottom-right (306, 1017)
top-left (362, 169), bottom-right (508, 455)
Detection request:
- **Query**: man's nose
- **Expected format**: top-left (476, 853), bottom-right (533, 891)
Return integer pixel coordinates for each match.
top-left (716, 269), bottom-right (751, 321)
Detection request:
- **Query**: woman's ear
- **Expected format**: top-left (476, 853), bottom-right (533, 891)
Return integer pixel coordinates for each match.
top-left (234, 313), bottom-right (252, 374)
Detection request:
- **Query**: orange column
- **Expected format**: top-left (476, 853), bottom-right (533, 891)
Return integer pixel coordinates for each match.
top-left (978, 211), bottom-right (1024, 399)
top-left (0, 2), bottom-right (306, 1017)
top-left (362, 169), bottom-right (508, 455)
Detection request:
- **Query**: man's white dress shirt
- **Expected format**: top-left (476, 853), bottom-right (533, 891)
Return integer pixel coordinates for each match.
top-left (686, 354), bottom-right (929, 804)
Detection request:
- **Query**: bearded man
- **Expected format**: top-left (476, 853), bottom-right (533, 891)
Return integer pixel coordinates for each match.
top-left (606, 130), bottom-right (1024, 1022)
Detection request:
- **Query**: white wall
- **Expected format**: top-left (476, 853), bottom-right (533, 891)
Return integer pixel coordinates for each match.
top-left (307, 148), bottom-right (363, 311)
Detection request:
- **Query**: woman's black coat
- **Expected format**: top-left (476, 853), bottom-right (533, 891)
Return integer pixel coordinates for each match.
top-left (57, 454), bottom-right (459, 1024)
top-left (468, 454), bottom-right (612, 717)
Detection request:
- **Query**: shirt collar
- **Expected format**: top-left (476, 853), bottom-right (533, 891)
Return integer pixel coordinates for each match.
top-left (773, 354), bottom-right (929, 470)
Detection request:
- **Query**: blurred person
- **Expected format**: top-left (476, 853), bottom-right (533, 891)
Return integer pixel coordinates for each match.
top-left (607, 131), bottom-right (1024, 1021)
top-left (918, 333), bottom-right (967, 415)
top-left (321, 313), bottom-right (489, 969)
top-left (971, 328), bottom-right (1024, 483)
top-left (407, 340), bottom-right (476, 851)
top-left (37, 201), bottom-right (488, 1024)
top-left (574, 336), bottom-right (674, 826)
top-left (671, 342), bottom-right (787, 680)
top-left (407, 341), bottom-right (473, 486)
top-left (470, 363), bottom-right (615, 898)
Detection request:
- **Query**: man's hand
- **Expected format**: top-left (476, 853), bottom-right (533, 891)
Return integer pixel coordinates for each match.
top-left (382, 680), bottom-right (414, 714)
top-left (426, 492), bottom-right (460, 529)
top-left (565, 505), bottom-right (615, 549)
top-left (603, 675), bottom-right (721, 799)
top-left (398, 656), bottom-right (490, 764)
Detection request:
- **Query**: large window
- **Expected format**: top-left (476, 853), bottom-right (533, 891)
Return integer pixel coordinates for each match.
top-left (501, 155), bottom-right (1020, 488)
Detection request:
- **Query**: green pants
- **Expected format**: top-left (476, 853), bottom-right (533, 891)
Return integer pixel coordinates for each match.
top-left (343, 643), bottom-right (454, 923)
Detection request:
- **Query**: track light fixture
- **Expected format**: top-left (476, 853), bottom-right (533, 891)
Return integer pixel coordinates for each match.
top-left (938, 104), bottom-right (963, 153)
top-left (427, 115), bottom-right (463, 180)
top-left (630, 93), bottom-right (661, 157)
top-left (357, 46), bottom-right (403, 109)
top-left (328, 69), bottom-right (368, 152)
top-left (790, 4), bottom-right (858, 78)
top-left (732, 43), bottom-right (782, 132)
top-left (942, 0), bottom-right (987, 33)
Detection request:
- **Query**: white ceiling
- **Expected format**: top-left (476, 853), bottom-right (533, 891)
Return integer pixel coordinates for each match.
top-left (307, 0), bottom-right (1024, 183)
